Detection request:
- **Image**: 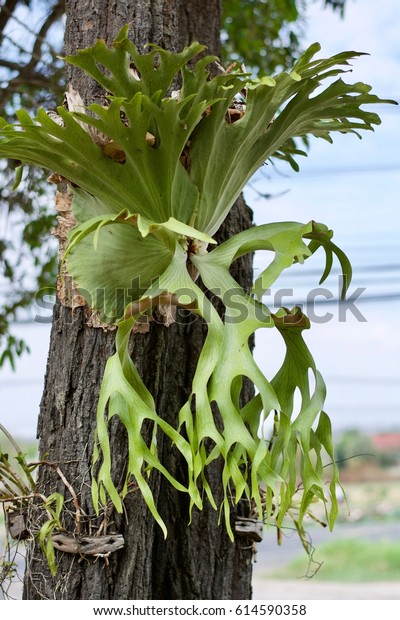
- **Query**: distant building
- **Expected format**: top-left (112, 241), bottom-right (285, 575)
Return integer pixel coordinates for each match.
top-left (371, 433), bottom-right (400, 452)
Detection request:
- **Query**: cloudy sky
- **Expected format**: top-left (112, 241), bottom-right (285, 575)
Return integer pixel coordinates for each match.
top-left (1, 0), bottom-right (399, 439)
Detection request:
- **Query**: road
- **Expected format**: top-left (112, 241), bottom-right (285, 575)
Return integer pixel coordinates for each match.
top-left (252, 519), bottom-right (400, 600)
top-left (252, 578), bottom-right (400, 600)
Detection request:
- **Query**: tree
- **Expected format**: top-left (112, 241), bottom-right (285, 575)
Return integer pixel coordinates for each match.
top-left (0, 0), bottom-right (391, 603)
top-left (0, 0), bottom-right (346, 370)
top-left (21, 0), bottom-right (255, 600)
top-left (0, 0), bottom-right (64, 370)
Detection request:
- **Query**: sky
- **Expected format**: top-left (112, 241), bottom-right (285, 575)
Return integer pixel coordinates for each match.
top-left (250, 0), bottom-right (400, 435)
top-left (0, 0), bottom-right (399, 440)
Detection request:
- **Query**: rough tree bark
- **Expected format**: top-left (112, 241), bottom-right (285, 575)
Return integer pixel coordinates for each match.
top-left (23, 0), bottom-right (255, 600)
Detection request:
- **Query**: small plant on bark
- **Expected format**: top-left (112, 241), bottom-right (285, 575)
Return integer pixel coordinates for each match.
top-left (0, 28), bottom-right (395, 544)
top-left (0, 424), bottom-right (66, 580)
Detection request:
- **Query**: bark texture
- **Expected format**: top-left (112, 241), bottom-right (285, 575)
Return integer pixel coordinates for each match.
top-left (23, 0), bottom-right (255, 600)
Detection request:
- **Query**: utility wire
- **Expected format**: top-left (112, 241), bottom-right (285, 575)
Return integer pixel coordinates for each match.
top-left (254, 163), bottom-right (400, 180)
top-left (254, 263), bottom-right (400, 277)
top-left (288, 164), bottom-right (400, 177)
top-left (325, 375), bottom-right (399, 385)
top-left (264, 292), bottom-right (400, 304)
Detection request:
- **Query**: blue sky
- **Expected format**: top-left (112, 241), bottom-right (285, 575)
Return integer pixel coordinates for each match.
top-left (250, 0), bottom-right (400, 434)
top-left (1, 0), bottom-right (399, 439)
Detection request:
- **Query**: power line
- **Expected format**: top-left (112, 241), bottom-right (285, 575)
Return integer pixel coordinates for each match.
top-left (327, 405), bottom-right (400, 414)
top-left (254, 263), bottom-right (400, 278)
top-left (325, 375), bottom-right (399, 386)
top-left (295, 164), bottom-right (400, 177)
top-left (0, 377), bottom-right (44, 386)
top-left (255, 163), bottom-right (400, 180)
top-left (265, 292), bottom-right (400, 304)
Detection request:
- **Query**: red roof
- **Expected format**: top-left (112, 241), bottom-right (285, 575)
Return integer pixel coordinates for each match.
top-left (371, 433), bottom-right (400, 451)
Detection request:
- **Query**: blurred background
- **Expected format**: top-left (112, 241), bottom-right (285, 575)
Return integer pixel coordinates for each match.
top-left (250, 0), bottom-right (400, 599)
top-left (0, 0), bottom-right (399, 600)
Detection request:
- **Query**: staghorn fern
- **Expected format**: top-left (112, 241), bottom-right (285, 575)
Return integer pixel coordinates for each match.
top-left (0, 27), bottom-right (395, 539)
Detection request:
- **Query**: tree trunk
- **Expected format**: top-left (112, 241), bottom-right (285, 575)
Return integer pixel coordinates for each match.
top-left (23, 0), bottom-right (255, 600)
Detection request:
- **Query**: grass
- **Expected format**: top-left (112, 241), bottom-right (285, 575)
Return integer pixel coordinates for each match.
top-left (268, 538), bottom-right (400, 582)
